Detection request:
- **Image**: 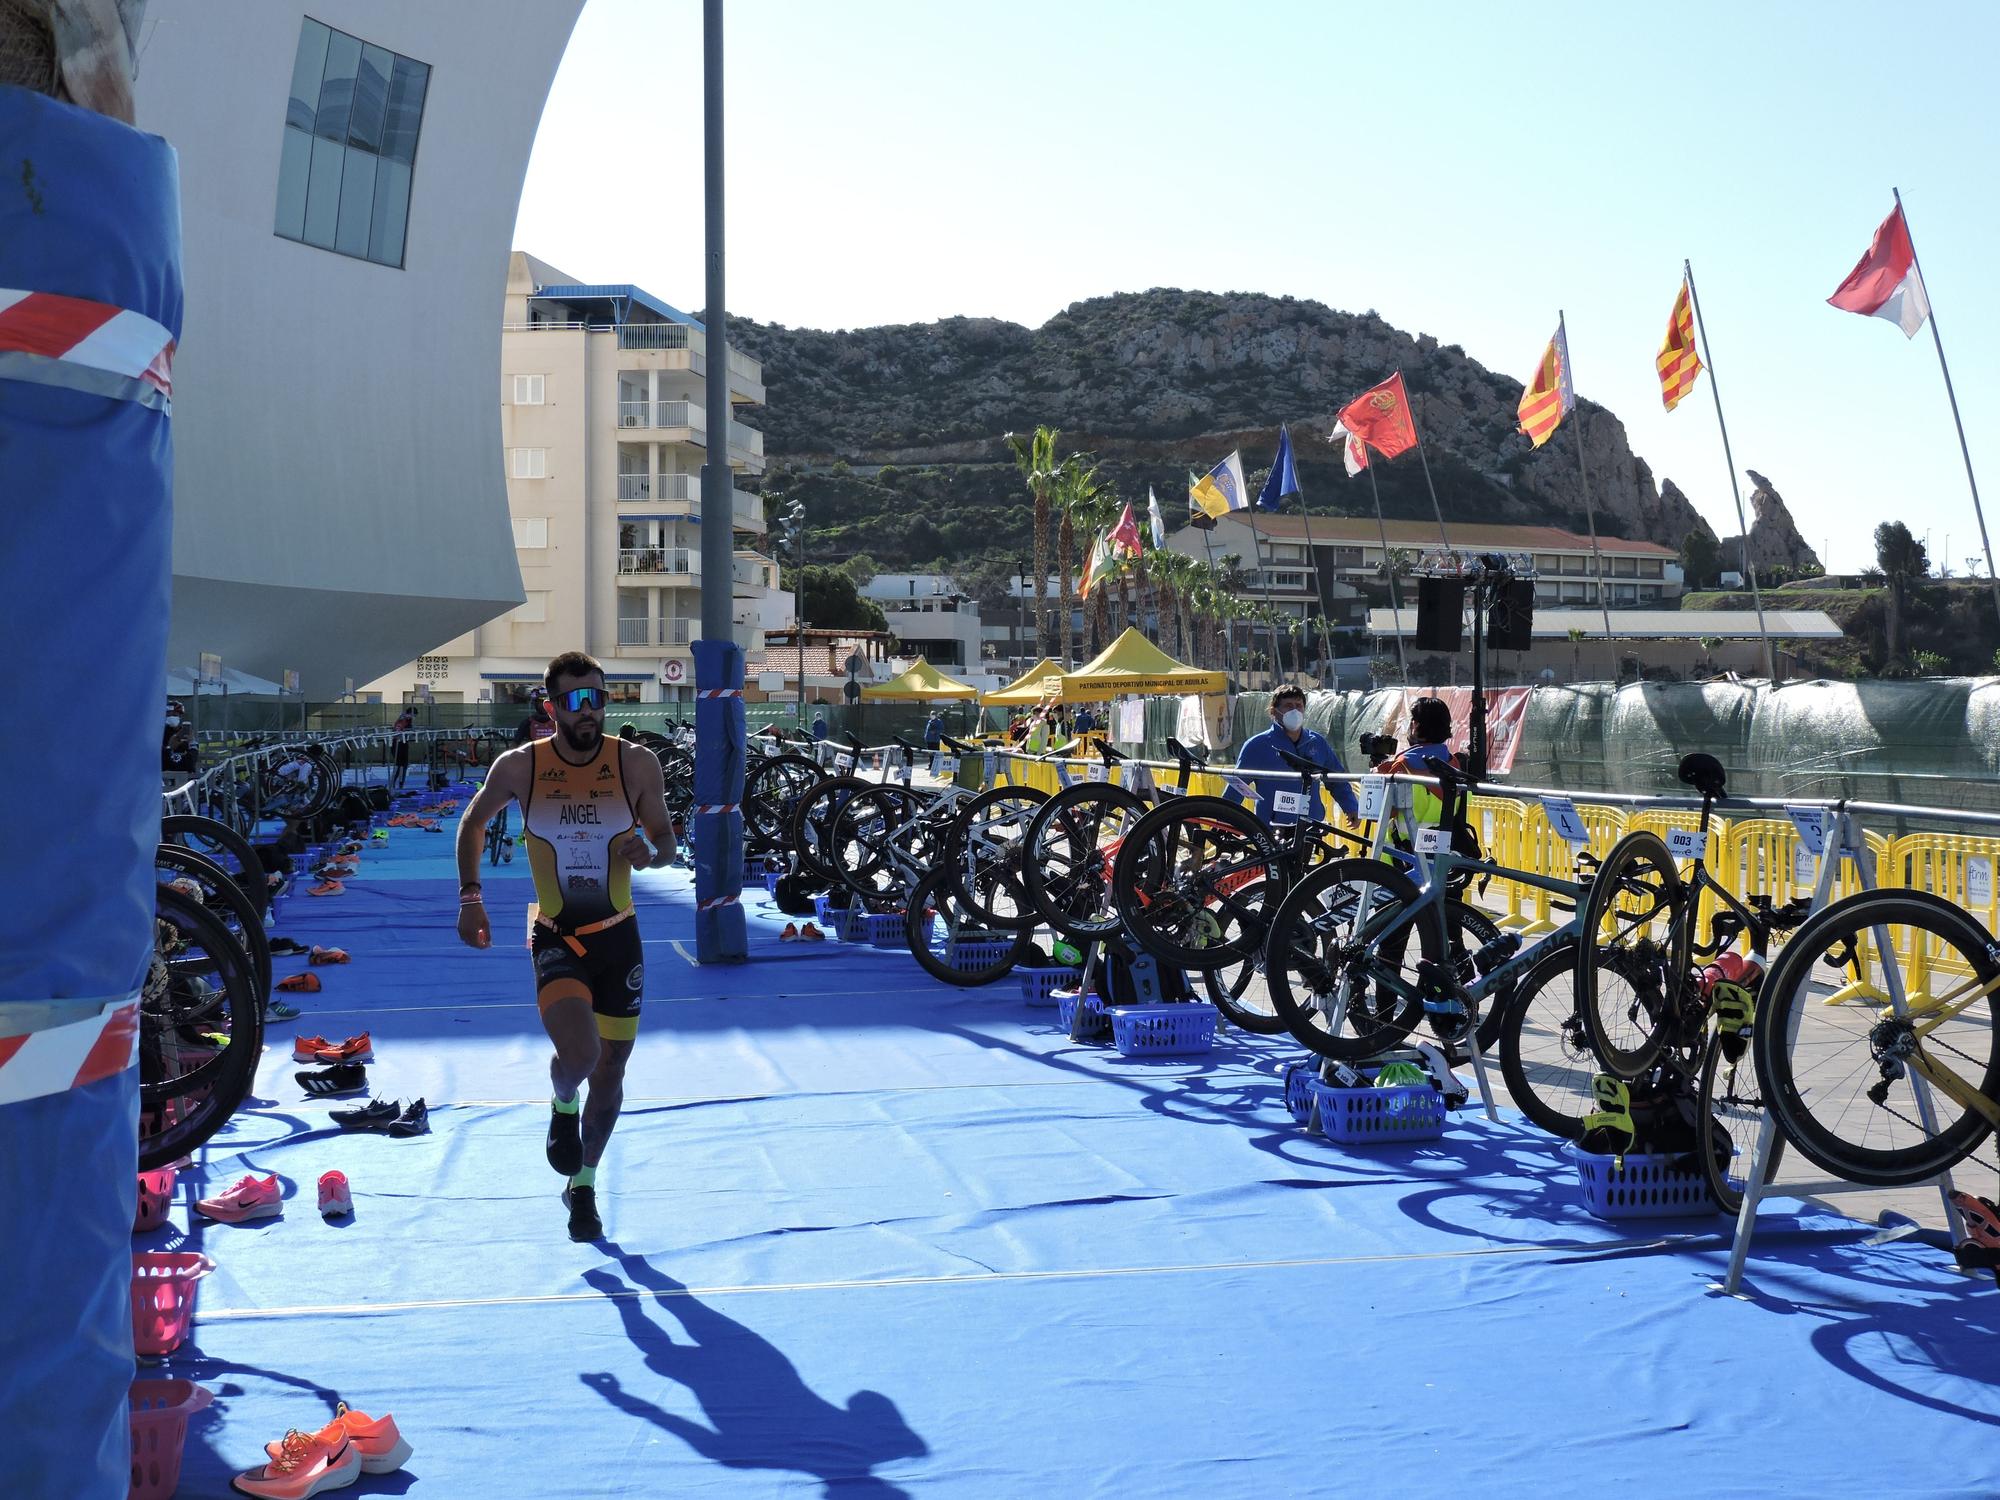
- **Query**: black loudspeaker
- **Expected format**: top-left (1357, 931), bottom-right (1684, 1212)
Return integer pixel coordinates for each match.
top-left (1487, 579), bottom-right (1537, 651)
top-left (1414, 578), bottom-right (1465, 652)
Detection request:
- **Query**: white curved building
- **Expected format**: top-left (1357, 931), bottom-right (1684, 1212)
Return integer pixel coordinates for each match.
top-left (134, 0), bottom-right (585, 696)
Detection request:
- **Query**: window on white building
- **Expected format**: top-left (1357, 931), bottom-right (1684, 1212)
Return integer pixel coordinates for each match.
top-left (512, 591), bottom-right (548, 624)
top-left (512, 374), bottom-right (545, 405)
top-left (511, 516), bottom-right (549, 550)
top-left (510, 447), bottom-right (548, 479)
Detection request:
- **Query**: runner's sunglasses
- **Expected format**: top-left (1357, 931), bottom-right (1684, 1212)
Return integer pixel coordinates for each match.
top-left (555, 686), bottom-right (607, 712)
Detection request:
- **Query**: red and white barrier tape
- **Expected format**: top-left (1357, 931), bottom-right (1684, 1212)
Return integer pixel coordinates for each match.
top-left (0, 996), bottom-right (141, 1107)
top-left (690, 803), bottom-right (741, 815)
top-left (696, 688), bottom-right (743, 699)
top-left (697, 894), bottom-right (741, 911)
top-left (0, 288), bottom-right (175, 410)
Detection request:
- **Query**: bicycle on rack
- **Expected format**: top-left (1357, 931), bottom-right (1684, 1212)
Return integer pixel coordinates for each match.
top-left (1573, 751), bottom-right (1811, 1210)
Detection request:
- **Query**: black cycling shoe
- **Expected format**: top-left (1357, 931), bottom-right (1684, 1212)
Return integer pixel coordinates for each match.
top-left (562, 1184), bottom-right (601, 1242)
top-left (297, 1063), bottom-right (368, 1098)
top-left (386, 1098), bottom-right (429, 1138)
top-left (546, 1103), bottom-right (583, 1176)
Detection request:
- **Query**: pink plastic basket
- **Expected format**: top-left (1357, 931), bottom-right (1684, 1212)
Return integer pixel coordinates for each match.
top-left (131, 1252), bottom-right (215, 1357)
top-left (129, 1378), bottom-right (212, 1500)
top-left (134, 1167), bottom-right (178, 1233)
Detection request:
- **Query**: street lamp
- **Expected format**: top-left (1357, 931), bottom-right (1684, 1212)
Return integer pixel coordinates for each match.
top-left (1013, 554), bottom-right (1028, 674)
top-left (780, 497), bottom-right (806, 724)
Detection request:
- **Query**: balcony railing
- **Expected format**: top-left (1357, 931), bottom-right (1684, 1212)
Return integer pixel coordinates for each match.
top-left (616, 323), bottom-right (693, 351)
top-left (616, 399), bottom-right (706, 434)
top-left (617, 618), bottom-right (652, 646)
top-left (732, 490), bottom-right (763, 528)
top-left (615, 617), bottom-right (701, 648)
top-left (617, 547), bottom-right (698, 576)
top-left (728, 419), bottom-right (763, 457)
top-left (617, 472), bottom-right (699, 502)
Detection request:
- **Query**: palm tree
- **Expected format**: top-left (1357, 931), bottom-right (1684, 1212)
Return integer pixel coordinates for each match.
top-left (1566, 626), bottom-right (1586, 683)
top-left (1874, 520), bottom-right (1928, 667)
top-left (1053, 457), bottom-right (1115, 664)
top-left (1006, 427), bottom-right (1061, 656)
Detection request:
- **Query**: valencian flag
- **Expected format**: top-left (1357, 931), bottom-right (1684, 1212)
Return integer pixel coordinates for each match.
top-left (1328, 419), bottom-right (1368, 477)
top-left (1516, 321), bottom-right (1575, 447)
top-left (1334, 372), bottom-right (1419, 461)
top-left (1828, 202), bottom-right (1931, 338)
top-left (1256, 425), bottom-right (1302, 511)
top-left (1189, 450), bottom-right (1249, 521)
top-left (1080, 502), bottom-right (1144, 598)
top-left (1657, 278), bottom-right (1703, 411)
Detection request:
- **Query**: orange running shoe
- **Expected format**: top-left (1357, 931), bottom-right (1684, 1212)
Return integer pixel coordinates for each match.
top-left (314, 1033), bottom-right (374, 1065)
top-left (291, 1034), bottom-right (332, 1062)
top-left (236, 1420), bottom-right (359, 1497)
top-left (264, 1404), bottom-right (410, 1475)
top-left (307, 880), bottom-right (344, 897)
top-left (799, 922), bottom-right (826, 942)
top-left (276, 973), bottom-right (322, 994)
top-left (308, 946), bottom-right (351, 966)
top-left (780, 922), bottom-right (800, 943)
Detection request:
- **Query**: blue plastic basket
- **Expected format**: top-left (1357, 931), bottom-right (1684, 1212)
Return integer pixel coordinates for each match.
top-left (1107, 1004), bottom-right (1218, 1057)
top-left (944, 935), bottom-right (1015, 968)
top-left (1056, 988), bottom-right (1110, 1039)
top-left (1283, 1061), bottom-right (1318, 1126)
top-left (813, 893), bottom-right (842, 927)
top-left (862, 911), bottom-right (910, 949)
top-left (1570, 1147), bottom-right (1717, 1219)
top-left (1017, 965), bottom-right (1082, 1007)
top-left (1311, 1080), bottom-right (1447, 1143)
top-left (762, 869), bottom-right (782, 895)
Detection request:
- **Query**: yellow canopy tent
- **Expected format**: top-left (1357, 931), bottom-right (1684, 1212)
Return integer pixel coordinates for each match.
top-left (859, 656), bottom-right (981, 701)
top-left (978, 658), bottom-right (1066, 706)
top-left (1044, 628), bottom-right (1226, 701)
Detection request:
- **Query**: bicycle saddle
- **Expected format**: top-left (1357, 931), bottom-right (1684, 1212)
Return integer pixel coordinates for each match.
top-left (1096, 740), bottom-right (1125, 764)
top-left (1275, 747), bottom-right (1322, 775)
top-left (1677, 752), bottom-right (1727, 799)
top-left (1166, 737), bottom-right (1209, 769)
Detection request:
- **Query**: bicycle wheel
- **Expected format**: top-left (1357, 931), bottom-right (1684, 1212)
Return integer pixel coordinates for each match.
top-left (1263, 857), bottom-right (1435, 1061)
top-left (907, 866), bottom-right (1033, 987)
top-left (1753, 888), bottom-right (2000, 1187)
top-left (486, 805), bottom-right (509, 866)
top-left (1576, 829), bottom-right (1686, 1079)
top-left (161, 812), bottom-right (272, 920)
top-left (140, 885), bottom-right (264, 1170)
top-left (1110, 797), bottom-right (1279, 973)
top-left (789, 775), bottom-right (872, 885)
top-left (155, 844), bottom-right (273, 1006)
top-left (1497, 940), bottom-right (1612, 1140)
top-left (1697, 1032), bottom-right (1785, 1214)
top-left (1021, 782), bottom-right (1148, 943)
top-left (744, 753), bottom-right (825, 856)
top-left (828, 785), bottom-right (925, 901)
top-left (950, 785), bottom-right (1049, 932)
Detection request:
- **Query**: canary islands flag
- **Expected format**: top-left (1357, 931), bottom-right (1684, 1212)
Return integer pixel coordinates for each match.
top-left (1189, 451), bottom-right (1249, 521)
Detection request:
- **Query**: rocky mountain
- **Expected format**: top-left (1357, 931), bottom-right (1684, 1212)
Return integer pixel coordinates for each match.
top-left (726, 288), bottom-right (1817, 574)
top-left (1720, 472), bottom-right (1822, 573)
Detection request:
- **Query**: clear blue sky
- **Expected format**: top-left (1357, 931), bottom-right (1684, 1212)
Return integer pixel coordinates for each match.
top-left (514, 0), bottom-right (2000, 574)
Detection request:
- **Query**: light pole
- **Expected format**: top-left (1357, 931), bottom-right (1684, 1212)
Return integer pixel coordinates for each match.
top-left (1013, 554), bottom-right (1028, 674)
top-left (781, 497), bottom-right (805, 724)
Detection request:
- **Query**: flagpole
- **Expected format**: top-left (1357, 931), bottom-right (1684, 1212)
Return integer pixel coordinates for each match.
top-left (1409, 395), bottom-right (1455, 556)
top-left (1681, 259), bottom-right (1776, 680)
top-left (1896, 187), bottom-right (2000, 632)
top-left (1196, 514), bottom-right (1227, 678)
top-left (1560, 311), bottom-right (1616, 674)
top-left (1289, 424), bottom-right (1329, 679)
top-left (1364, 460), bottom-right (1409, 683)
top-left (1251, 513), bottom-right (1285, 688)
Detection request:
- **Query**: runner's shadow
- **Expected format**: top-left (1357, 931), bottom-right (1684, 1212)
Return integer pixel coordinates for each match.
top-left (580, 1242), bottom-right (927, 1497)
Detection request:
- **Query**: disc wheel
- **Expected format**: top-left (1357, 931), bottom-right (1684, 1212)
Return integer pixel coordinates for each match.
top-left (1109, 796), bottom-right (1278, 973)
top-left (1577, 829), bottom-right (1687, 1079)
top-left (1021, 782), bottom-right (1148, 943)
top-left (1752, 888), bottom-right (2000, 1187)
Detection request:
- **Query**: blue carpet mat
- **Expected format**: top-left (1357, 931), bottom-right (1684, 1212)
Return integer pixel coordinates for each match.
top-left (135, 794), bottom-right (2000, 1497)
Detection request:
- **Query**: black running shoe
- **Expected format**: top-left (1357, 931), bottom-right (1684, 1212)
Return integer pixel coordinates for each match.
top-left (330, 1098), bottom-right (400, 1131)
top-left (268, 937), bottom-right (307, 955)
top-left (297, 1063), bottom-right (368, 1098)
top-left (562, 1184), bottom-right (601, 1242)
top-left (386, 1098), bottom-right (429, 1138)
top-left (546, 1102), bottom-right (583, 1176)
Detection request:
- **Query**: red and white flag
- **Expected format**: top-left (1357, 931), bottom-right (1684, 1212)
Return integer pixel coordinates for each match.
top-left (1828, 203), bottom-right (1931, 338)
top-left (1329, 419), bottom-right (1368, 477)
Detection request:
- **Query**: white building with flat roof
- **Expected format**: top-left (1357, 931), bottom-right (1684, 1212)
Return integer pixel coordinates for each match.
top-left (135, 0), bottom-right (586, 696)
top-left (361, 253), bottom-right (787, 706)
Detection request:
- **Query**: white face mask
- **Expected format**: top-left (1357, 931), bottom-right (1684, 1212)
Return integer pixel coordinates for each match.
top-left (165, 716), bottom-right (182, 728)
top-left (1280, 710), bottom-right (1305, 733)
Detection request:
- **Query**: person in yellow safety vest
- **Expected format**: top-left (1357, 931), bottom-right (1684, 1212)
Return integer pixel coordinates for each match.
top-left (1377, 696), bottom-right (1459, 834)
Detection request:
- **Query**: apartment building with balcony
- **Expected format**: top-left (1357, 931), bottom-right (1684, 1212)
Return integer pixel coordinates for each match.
top-left (364, 251), bottom-right (789, 705)
top-left (1162, 514), bottom-right (1682, 621)
top-left (860, 573), bottom-right (988, 674)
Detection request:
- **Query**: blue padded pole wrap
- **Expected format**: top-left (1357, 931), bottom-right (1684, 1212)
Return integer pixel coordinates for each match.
top-left (692, 638), bottom-right (747, 961)
top-left (0, 86), bottom-right (182, 1500)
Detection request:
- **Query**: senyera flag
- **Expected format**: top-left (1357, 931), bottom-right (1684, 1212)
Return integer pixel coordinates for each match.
top-left (1828, 202), bottom-right (1930, 338)
top-left (1517, 321), bottom-right (1575, 447)
top-left (1335, 372), bottom-right (1419, 461)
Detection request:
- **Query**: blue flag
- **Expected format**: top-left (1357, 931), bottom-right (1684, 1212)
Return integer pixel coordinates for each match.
top-left (1257, 425), bottom-right (1301, 512)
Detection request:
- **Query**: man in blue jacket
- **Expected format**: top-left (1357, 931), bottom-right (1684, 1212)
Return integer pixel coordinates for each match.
top-left (1236, 686), bottom-right (1358, 823)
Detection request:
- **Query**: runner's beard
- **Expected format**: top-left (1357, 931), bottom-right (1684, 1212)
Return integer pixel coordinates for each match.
top-left (559, 719), bottom-right (600, 754)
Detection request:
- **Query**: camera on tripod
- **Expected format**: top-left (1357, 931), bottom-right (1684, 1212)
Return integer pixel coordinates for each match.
top-left (1358, 732), bottom-right (1398, 764)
